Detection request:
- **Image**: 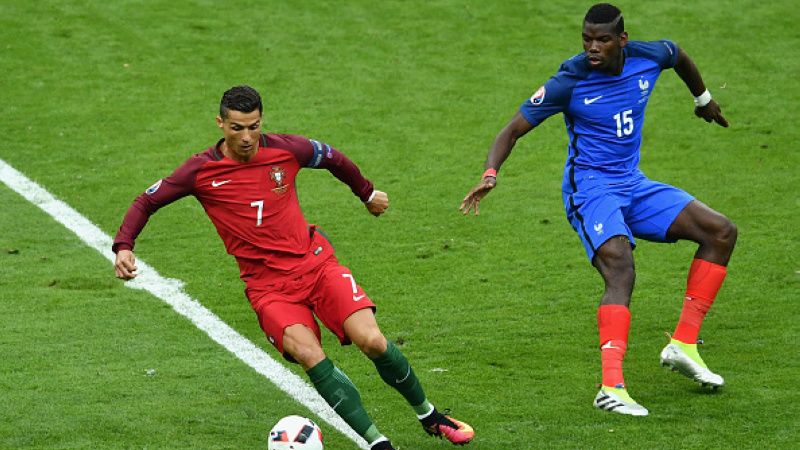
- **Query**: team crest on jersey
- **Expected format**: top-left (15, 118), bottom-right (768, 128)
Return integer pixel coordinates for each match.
top-left (594, 222), bottom-right (604, 235)
top-left (639, 77), bottom-right (650, 96)
top-left (270, 166), bottom-right (288, 195)
top-left (145, 179), bottom-right (163, 195)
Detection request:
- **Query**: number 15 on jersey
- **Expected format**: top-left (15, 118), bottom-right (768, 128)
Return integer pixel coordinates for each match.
top-left (613, 109), bottom-right (634, 138)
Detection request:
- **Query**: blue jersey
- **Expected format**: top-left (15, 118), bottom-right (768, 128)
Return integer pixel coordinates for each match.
top-left (519, 40), bottom-right (679, 193)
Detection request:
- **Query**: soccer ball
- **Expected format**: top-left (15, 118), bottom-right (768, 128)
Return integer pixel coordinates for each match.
top-left (268, 415), bottom-right (324, 450)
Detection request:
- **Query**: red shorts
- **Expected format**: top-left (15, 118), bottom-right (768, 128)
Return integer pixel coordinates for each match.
top-left (244, 256), bottom-right (376, 359)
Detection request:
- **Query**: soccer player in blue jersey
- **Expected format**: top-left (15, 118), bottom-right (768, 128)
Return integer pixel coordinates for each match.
top-left (460, 3), bottom-right (736, 416)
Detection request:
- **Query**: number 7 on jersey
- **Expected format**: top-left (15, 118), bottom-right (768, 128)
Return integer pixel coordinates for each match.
top-left (250, 200), bottom-right (264, 226)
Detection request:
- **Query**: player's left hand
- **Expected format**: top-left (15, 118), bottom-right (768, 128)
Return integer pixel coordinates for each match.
top-left (366, 190), bottom-right (389, 216)
top-left (114, 249), bottom-right (138, 280)
top-left (694, 99), bottom-right (729, 128)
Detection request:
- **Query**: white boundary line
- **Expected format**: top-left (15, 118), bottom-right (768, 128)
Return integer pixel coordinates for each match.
top-left (0, 158), bottom-right (368, 450)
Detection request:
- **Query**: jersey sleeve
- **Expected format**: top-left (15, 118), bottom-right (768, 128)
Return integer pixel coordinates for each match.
top-left (281, 134), bottom-right (375, 202)
top-left (112, 155), bottom-right (205, 253)
top-left (519, 69), bottom-right (576, 127)
top-left (628, 40), bottom-right (679, 69)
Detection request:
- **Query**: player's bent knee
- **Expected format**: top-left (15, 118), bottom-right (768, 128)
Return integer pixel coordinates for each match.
top-left (285, 343), bottom-right (326, 369)
top-left (355, 330), bottom-right (387, 358)
top-left (715, 218), bottom-right (738, 250)
top-left (594, 245), bottom-right (635, 295)
top-left (701, 214), bottom-right (737, 253)
top-left (282, 326), bottom-right (326, 368)
top-left (594, 238), bottom-right (634, 271)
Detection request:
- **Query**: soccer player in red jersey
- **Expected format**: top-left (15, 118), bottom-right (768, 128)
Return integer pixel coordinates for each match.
top-left (113, 86), bottom-right (473, 449)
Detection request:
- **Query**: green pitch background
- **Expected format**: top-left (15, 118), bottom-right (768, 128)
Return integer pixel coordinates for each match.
top-left (1, 1), bottom-right (798, 448)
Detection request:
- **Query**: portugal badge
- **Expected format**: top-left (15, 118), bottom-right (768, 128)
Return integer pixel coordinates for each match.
top-left (270, 166), bottom-right (288, 195)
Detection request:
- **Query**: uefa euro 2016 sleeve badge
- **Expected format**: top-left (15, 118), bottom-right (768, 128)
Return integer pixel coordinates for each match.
top-left (145, 179), bottom-right (163, 195)
top-left (270, 166), bottom-right (289, 195)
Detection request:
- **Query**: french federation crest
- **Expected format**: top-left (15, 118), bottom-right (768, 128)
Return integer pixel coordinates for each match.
top-left (639, 77), bottom-right (650, 97)
top-left (270, 166), bottom-right (288, 195)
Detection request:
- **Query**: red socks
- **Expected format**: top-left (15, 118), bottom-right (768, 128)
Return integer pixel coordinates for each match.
top-left (598, 305), bottom-right (631, 388)
top-left (595, 260), bottom-right (726, 388)
top-left (672, 258), bottom-right (727, 344)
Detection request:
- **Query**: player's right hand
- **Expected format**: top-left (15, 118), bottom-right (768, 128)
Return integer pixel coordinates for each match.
top-left (694, 99), bottom-right (729, 128)
top-left (459, 177), bottom-right (497, 215)
top-left (114, 250), bottom-right (138, 280)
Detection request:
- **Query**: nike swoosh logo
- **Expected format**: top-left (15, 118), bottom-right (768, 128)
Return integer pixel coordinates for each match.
top-left (395, 366), bottom-right (411, 384)
top-left (601, 341), bottom-right (618, 350)
top-left (353, 294), bottom-right (366, 302)
top-left (211, 179), bottom-right (231, 187)
top-left (584, 95), bottom-right (603, 105)
top-left (331, 398), bottom-right (344, 411)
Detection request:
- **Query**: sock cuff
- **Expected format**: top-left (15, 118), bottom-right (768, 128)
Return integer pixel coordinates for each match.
top-left (370, 340), bottom-right (398, 365)
top-left (368, 436), bottom-right (389, 447)
top-left (306, 357), bottom-right (334, 383)
top-left (690, 257), bottom-right (727, 272)
top-left (416, 403), bottom-right (435, 420)
top-left (687, 258), bottom-right (727, 300)
top-left (598, 304), bottom-right (631, 317)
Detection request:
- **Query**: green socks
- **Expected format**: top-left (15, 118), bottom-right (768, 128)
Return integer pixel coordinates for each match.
top-left (306, 343), bottom-right (433, 444)
top-left (307, 358), bottom-right (383, 443)
top-left (371, 341), bottom-right (433, 416)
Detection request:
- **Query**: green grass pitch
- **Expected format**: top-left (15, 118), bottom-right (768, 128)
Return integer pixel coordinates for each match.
top-left (1, 1), bottom-right (798, 449)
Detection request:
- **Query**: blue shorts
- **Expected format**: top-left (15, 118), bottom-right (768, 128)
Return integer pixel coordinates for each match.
top-left (563, 177), bottom-right (694, 262)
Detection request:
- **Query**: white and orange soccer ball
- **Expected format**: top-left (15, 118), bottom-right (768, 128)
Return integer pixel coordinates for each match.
top-left (268, 415), bottom-right (324, 450)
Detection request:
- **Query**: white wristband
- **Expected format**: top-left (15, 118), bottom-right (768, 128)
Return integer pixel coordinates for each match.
top-left (365, 190), bottom-right (376, 204)
top-left (693, 89), bottom-right (712, 107)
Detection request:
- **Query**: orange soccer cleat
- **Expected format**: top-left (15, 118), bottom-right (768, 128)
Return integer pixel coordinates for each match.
top-left (421, 409), bottom-right (474, 445)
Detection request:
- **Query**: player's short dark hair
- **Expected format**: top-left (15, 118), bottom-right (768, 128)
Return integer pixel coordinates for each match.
top-left (584, 3), bottom-right (624, 35)
top-left (220, 85), bottom-right (263, 119)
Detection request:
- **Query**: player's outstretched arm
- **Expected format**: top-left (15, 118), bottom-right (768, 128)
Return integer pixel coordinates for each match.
top-left (674, 47), bottom-right (729, 128)
top-left (365, 190), bottom-right (389, 216)
top-left (115, 249), bottom-right (138, 280)
top-left (460, 112), bottom-right (533, 215)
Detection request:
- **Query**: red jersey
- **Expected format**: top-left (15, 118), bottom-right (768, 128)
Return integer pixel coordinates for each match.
top-left (113, 133), bottom-right (374, 276)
